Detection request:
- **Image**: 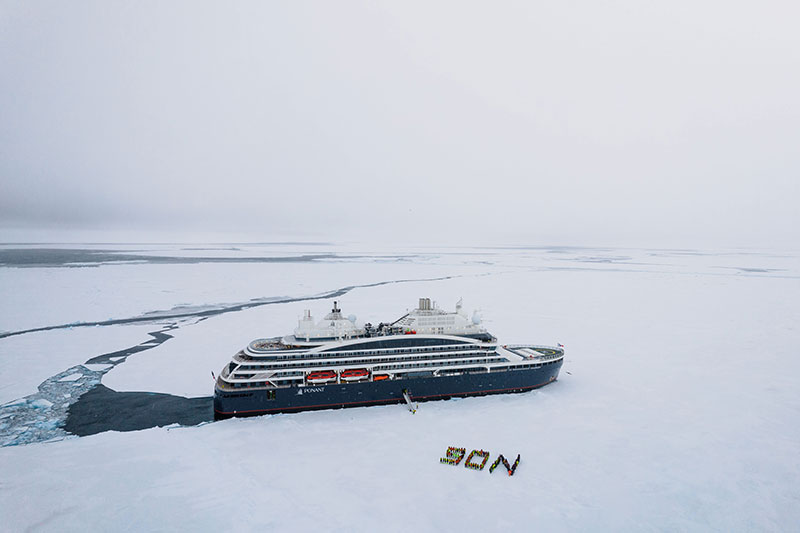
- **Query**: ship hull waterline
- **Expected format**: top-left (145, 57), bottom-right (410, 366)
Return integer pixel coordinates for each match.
top-left (214, 360), bottom-right (562, 419)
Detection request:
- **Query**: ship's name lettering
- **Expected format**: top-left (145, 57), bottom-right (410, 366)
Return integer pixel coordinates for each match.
top-left (304, 387), bottom-right (325, 393)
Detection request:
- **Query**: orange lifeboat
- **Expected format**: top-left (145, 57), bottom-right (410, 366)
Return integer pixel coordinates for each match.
top-left (307, 370), bottom-right (337, 384)
top-left (373, 374), bottom-right (389, 381)
top-left (341, 368), bottom-right (369, 382)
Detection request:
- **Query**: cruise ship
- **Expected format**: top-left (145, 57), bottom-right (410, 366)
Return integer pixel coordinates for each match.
top-left (213, 298), bottom-right (564, 419)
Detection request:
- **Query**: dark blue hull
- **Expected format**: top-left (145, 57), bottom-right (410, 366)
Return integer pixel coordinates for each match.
top-left (214, 359), bottom-right (562, 419)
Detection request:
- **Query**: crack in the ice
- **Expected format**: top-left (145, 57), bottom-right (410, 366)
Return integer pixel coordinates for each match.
top-left (0, 275), bottom-right (457, 340)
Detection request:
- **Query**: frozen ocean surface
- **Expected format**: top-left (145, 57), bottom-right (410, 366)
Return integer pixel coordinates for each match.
top-left (1, 243), bottom-right (799, 531)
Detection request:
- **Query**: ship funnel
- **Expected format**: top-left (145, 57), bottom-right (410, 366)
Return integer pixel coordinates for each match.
top-left (418, 297), bottom-right (432, 311)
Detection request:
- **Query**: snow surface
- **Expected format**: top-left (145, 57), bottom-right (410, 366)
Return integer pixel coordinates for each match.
top-left (1, 244), bottom-right (799, 531)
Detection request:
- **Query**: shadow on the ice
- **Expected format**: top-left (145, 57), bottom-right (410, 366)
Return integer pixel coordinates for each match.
top-left (64, 385), bottom-right (213, 437)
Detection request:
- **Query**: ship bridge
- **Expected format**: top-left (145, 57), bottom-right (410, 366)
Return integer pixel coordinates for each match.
top-left (393, 298), bottom-right (486, 336)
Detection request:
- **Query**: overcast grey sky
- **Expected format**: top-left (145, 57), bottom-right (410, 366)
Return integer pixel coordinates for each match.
top-left (1, 1), bottom-right (798, 247)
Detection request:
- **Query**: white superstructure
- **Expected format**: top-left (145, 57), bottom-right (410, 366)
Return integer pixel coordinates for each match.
top-left (218, 298), bottom-right (563, 390)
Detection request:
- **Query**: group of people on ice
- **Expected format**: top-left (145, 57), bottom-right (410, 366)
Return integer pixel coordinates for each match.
top-left (440, 446), bottom-right (521, 475)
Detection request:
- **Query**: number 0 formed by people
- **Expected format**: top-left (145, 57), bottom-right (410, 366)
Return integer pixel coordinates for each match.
top-left (464, 449), bottom-right (490, 470)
